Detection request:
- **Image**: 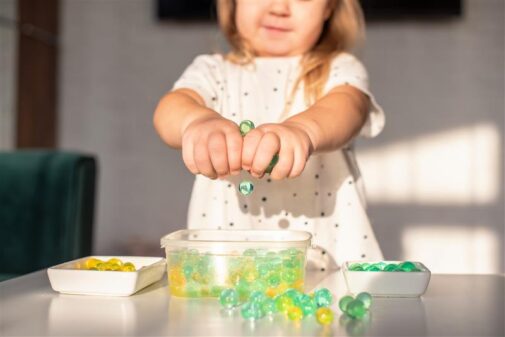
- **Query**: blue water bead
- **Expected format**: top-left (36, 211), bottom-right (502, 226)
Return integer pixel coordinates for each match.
top-left (219, 288), bottom-right (239, 309)
top-left (314, 288), bottom-right (333, 307)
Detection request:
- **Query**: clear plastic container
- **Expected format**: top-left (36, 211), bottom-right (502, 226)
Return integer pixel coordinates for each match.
top-left (160, 229), bottom-right (312, 298)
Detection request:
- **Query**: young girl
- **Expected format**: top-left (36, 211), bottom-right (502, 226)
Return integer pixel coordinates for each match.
top-left (154, 0), bottom-right (385, 270)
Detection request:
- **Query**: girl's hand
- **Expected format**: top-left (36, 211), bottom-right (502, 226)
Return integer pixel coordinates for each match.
top-left (182, 115), bottom-right (243, 179)
top-left (241, 122), bottom-right (314, 180)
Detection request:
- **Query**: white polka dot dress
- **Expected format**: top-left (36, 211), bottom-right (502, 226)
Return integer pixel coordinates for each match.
top-left (172, 53), bottom-right (385, 270)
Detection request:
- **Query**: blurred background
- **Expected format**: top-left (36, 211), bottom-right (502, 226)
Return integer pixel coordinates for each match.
top-left (0, 0), bottom-right (503, 274)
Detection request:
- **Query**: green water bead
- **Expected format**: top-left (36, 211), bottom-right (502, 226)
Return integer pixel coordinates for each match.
top-left (261, 298), bottom-right (277, 315)
top-left (275, 295), bottom-right (294, 313)
top-left (349, 263), bottom-right (364, 271)
top-left (238, 181), bottom-right (254, 196)
top-left (265, 154), bottom-right (279, 174)
top-left (239, 120), bottom-right (255, 136)
top-left (338, 295), bottom-right (354, 312)
top-left (399, 261), bottom-right (418, 272)
top-left (249, 291), bottom-right (267, 304)
top-left (384, 263), bottom-right (399, 271)
top-left (365, 265), bottom-right (381, 272)
top-left (314, 288), bottom-right (333, 307)
top-left (346, 299), bottom-right (367, 319)
top-left (299, 296), bottom-right (317, 316)
top-left (241, 301), bottom-right (264, 320)
top-left (219, 288), bottom-right (239, 309)
top-left (356, 292), bottom-right (372, 309)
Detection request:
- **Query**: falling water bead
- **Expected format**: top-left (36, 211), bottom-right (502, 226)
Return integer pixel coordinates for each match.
top-left (338, 295), bottom-right (354, 312)
top-left (287, 306), bottom-right (303, 321)
top-left (346, 299), bottom-right (367, 319)
top-left (314, 288), bottom-right (333, 307)
top-left (239, 181), bottom-right (254, 195)
top-left (356, 292), bottom-right (372, 309)
top-left (239, 120), bottom-right (255, 136)
top-left (399, 261), bottom-right (417, 272)
top-left (316, 307), bottom-right (334, 325)
top-left (219, 288), bottom-right (239, 309)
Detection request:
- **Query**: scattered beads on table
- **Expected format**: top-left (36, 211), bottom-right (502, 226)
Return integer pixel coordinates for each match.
top-left (348, 261), bottom-right (421, 272)
top-left (219, 286), bottom-right (335, 325)
top-left (338, 292), bottom-right (372, 319)
top-left (81, 258), bottom-right (136, 272)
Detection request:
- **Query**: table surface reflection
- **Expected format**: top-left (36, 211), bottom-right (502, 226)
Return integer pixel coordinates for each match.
top-left (0, 269), bottom-right (503, 336)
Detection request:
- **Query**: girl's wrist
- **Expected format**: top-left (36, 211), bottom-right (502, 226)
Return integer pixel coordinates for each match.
top-left (282, 119), bottom-right (319, 154)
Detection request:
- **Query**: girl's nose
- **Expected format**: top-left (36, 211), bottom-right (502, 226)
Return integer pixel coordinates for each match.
top-left (268, 0), bottom-right (291, 17)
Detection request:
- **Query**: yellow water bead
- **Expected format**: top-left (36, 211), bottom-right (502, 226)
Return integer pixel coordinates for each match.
top-left (121, 262), bottom-right (136, 271)
top-left (84, 258), bottom-right (103, 270)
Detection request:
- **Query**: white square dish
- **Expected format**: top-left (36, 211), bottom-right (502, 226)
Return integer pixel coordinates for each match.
top-left (342, 261), bottom-right (431, 297)
top-left (47, 256), bottom-right (166, 296)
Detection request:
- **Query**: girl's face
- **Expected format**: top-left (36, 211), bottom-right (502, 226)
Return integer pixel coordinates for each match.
top-left (235, 0), bottom-right (331, 57)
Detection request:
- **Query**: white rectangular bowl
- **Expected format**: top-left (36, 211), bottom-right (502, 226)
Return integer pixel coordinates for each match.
top-left (47, 256), bottom-right (166, 296)
top-left (342, 261), bottom-right (431, 297)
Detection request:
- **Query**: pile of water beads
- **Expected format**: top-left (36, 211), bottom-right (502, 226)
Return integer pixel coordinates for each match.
top-left (348, 261), bottom-right (421, 272)
top-left (338, 292), bottom-right (372, 319)
top-left (80, 257), bottom-right (136, 272)
top-left (238, 120), bottom-right (279, 196)
top-left (167, 248), bottom-right (306, 298)
top-left (219, 286), bottom-right (335, 325)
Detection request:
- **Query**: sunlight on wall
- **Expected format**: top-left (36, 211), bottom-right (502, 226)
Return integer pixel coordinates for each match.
top-left (357, 124), bottom-right (501, 205)
top-left (402, 225), bottom-right (499, 273)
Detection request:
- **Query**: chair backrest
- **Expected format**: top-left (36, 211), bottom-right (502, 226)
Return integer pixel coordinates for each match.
top-left (0, 150), bottom-right (97, 280)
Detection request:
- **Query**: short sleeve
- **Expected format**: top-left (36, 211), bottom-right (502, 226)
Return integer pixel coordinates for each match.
top-left (172, 54), bottom-right (223, 109)
top-left (324, 53), bottom-right (385, 138)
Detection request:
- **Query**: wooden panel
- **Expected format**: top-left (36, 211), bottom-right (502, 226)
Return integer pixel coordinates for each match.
top-left (16, 0), bottom-right (59, 148)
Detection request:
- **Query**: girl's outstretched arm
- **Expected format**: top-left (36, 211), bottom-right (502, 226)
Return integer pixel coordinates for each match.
top-left (284, 84), bottom-right (370, 153)
top-left (154, 88), bottom-right (242, 179)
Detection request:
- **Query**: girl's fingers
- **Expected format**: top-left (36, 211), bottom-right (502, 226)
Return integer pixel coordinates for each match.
top-left (207, 132), bottom-right (229, 177)
top-left (194, 137), bottom-right (217, 179)
top-left (289, 145), bottom-right (308, 178)
top-left (242, 129), bottom-right (263, 171)
top-left (182, 134), bottom-right (199, 175)
top-left (225, 131), bottom-right (243, 175)
top-left (270, 143), bottom-right (294, 180)
top-left (251, 132), bottom-right (280, 178)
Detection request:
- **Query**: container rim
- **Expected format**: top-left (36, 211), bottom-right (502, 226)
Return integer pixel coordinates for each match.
top-left (160, 229), bottom-right (312, 249)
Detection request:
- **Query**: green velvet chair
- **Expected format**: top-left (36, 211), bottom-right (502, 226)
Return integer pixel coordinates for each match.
top-left (0, 150), bottom-right (97, 281)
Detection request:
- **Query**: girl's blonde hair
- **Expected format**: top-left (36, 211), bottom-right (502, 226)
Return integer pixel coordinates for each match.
top-left (217, 0), bottom-right (365, 107)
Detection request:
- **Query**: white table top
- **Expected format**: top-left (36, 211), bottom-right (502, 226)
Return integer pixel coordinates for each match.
top-left (0, 269), bottom-right (503, 336)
